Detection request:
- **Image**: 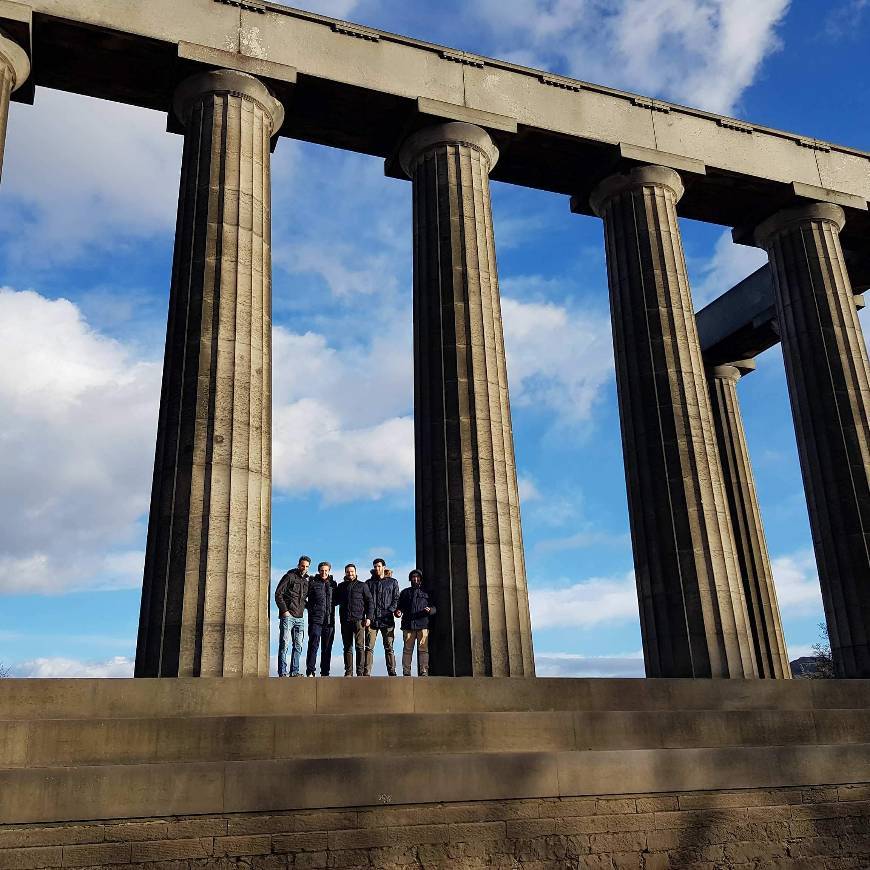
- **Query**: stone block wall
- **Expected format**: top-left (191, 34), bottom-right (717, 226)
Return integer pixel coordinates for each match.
top-left (0, 784), bottom-right (868, 869)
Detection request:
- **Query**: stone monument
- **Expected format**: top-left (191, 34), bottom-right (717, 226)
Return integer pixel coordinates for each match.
top-left (0, 1), bottom-right (869, 867)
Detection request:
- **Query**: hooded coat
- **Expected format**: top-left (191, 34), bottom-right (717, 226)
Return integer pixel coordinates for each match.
top-left (396, 573), bottom-right (437, 631)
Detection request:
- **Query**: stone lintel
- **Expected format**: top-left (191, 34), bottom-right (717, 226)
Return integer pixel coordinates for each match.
top-left (177, 41), bottom-right (298, 87)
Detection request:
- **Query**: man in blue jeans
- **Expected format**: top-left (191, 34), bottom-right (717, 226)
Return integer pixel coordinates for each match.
top-left (275, 555), bottom-right (310, 677)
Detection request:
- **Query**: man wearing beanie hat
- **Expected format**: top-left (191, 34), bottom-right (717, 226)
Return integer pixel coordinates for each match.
top-left (395, 569), bottom-right (436, 676)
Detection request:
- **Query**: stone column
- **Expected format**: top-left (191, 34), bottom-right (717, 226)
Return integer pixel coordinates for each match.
top-left (756, 202), bottom-right (870, 678)
top-left (136, 70), bottom-right (283, 678)
top-left (399, 121), bottom-right (534, 676)
top-left (590, 164), bottom-right (757, 678)
top-left (708, 361), bottom-right (791, 678)
top-left (0, 29), bottom-right (30, 179)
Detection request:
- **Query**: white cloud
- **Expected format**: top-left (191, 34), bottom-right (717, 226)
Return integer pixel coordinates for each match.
top-left (0, 288), bottom-right (159, 595)
top-left (502, 294), bottom-right (613, 426)
top-left (771, 549), bottom-right (824, 614)
top-left (529, 571), bottom-right (638, 629)
top-left (2, 90), bottom-right (180, 260)
top-left (535, 650), bottom-right (645, 677)
top-left (692, 229), bottom-right (768, 308)
top-left (470, 0), bottom-right (790, 114)
top-left (271, 326), bottom-right (415, 501)
top-left (518, 475), bottom-right (541, 502)
top-left (10, 656), bottom-right (134, 678)
top-left (785, 643), bottom-right (816, 660)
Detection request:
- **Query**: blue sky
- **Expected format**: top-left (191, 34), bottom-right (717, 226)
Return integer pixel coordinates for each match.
top-left (1, 0), bottom-right (869, 677)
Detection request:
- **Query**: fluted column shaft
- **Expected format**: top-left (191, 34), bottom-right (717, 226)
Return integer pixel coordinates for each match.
top-left (0, 29), bottom-right (30, 180)
top-left (590, 164), bottom-right (757, 678)
top-left (708, 362), bottom-right (791, 678)
top-left (756, 203), bottom-right (870, 678)
top-left (400, 122), bottom-right (534, 676)
top-left (136, 70), bottom-right (283, 677)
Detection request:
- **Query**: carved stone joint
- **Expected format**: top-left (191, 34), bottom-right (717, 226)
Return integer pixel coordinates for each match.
top-left (718, 118), bottom-right (754, 134)
top-left (440, 50), bottom-right (485, 67)
top-left (213, 0), bottom-right (266, 11)
top-left (632, 96), bottom-right (671, 113)
top-left (332, 22), bottom-right (380, 41)
top-left (540, 74), bottom-right (583, 92)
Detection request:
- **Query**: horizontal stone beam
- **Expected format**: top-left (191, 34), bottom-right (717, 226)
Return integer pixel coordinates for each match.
top-left (8, 0), bottom-right (870, 263)
top-left (697, 265), bottom-right (866, 365)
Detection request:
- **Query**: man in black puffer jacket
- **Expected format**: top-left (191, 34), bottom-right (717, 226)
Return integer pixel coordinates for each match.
top-left (395, 569), bottom-right (437, 676)
top-left (365, 558), bottom-right (400, 676)
top-left (305, 561), bottom-right (337, 677)
top-left (334, 563), bottom-right (373, 677)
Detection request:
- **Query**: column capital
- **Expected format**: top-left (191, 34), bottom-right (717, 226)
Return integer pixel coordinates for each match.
top-left (754, 201), bottom-right (846, 249)
top-left (398, 121), bottom-right (499, 178)
top-left (710, 359), bottom-right (756, 382)
top-left (590, 164), bottom-right (684, 217)
top-left (173, 68), bottom-right (284, 133)
top-left (0, 28), bottom-right (29, 92)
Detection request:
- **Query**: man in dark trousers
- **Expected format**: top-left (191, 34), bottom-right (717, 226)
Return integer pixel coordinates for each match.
top-left (335, 563), bottom-right (373, 677)
top-left (365, 557), bottom-right (400, 676)
top-left (395, 569), bottom-right (436, 676)
top-left (274, 555), bottom-right (310, 677)
top-left (305, 561), bottom-right (337, 677)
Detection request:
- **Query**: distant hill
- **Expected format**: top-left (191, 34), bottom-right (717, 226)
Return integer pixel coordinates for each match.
top-left (790, 656), bottom-right (822, 678)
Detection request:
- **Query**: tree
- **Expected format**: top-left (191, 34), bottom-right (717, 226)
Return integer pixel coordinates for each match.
top-left (809, 622), bottom-right (836, 679)
top-left (0, 662), bottom-right (9, 678)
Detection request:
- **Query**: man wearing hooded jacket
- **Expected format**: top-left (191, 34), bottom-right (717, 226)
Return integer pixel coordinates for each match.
top-left (395, 569), bottom-right (436, 677)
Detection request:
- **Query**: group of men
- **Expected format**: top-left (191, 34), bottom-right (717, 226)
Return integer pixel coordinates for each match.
top-left (274, 555), bottom-right (437, 678)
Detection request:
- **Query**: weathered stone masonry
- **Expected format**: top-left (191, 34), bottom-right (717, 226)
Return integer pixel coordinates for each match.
top-left (1, 786), bottom-right (869, 870)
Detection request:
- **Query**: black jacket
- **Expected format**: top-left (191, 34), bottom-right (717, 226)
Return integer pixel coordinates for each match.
top-left (307, 575), bottom-right (336, 627)
top-left (335, 578), bottom-right (373, 624)
top-left (274, 567), bottom-right (309, 618)
top-left (397, 585), bottom-right (437, 631)
top-left (366, 572), bottom-right (400, 628)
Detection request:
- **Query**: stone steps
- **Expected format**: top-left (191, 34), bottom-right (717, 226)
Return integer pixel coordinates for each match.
top-left (3, 676), bottom-right (870, 719)
top-left (2, 677), bottom-right (869, 826)
top-left (3, 708), bottom-right (870, 769)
